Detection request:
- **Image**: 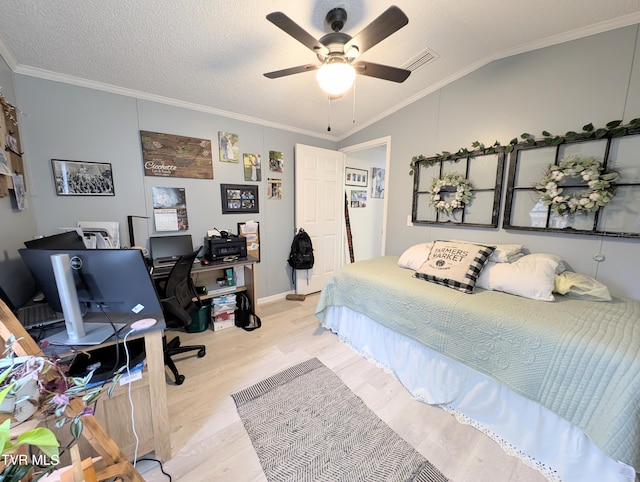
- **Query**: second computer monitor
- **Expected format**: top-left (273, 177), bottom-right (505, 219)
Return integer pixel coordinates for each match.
top-left (24, 231), bottom-right (87, 250)
top-left (149, 234), bottom-right (193, 264)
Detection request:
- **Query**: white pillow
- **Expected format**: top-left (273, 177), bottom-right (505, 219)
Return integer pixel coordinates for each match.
top-left (503, 251), bottom-right (525, 263)
top-left (450, 240), bottom-right (523, 263)
top-left (476, 254), bottom-right (560, 301)
top-left (415, 240), bottom-right (495, 294)
top-left (523, 252), bottom-right (566, 274)
top-left (490, 243), bottom-right (524, 263)
top-left (553, 272), bottom-right (612, 301)
top-left (398, 242), bottom-right (433, 270)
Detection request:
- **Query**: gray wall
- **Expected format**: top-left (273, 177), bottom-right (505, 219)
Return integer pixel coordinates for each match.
top-left (0, 55), bottom-right (38, 309)
top-left (10, 75), bottom-right (336, 301)
top-left (342, 25), bottom-right (640, 300)
top-left (3, 23), bottom-right (640, 302)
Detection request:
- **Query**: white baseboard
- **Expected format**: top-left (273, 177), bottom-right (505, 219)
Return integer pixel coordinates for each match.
top-left (257, 291), bottom-right (294, 305)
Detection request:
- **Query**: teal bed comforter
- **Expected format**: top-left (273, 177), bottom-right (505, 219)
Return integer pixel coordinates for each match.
top-left (315, 256), bottom-right (640, 470)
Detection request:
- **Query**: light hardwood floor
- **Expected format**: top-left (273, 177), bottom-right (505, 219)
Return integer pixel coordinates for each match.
top-left (139, 294), bottom-right (546, 482)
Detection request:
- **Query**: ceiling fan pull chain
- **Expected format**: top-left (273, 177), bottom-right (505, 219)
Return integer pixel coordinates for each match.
top-left (327, 96), bottom-right (332, 132)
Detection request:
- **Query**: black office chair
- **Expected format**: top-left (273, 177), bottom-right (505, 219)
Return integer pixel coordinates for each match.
top-left (157, 247), bottom-right (206, 385)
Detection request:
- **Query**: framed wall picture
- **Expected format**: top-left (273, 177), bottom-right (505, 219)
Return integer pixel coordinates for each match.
top-left (345, 167), bottom-right (367, 187)
top-left (269, 150), bottom-right (284, 172)
top-left (350, 190), bottom-right (367, 208)
top-left (243, 153), bottom-right (262, 181)
top-left (221, 184), bottom-right (259, 214)
top-left (371, 167), bottom-right (385, 198)
top-left (51, 159), bottom-right (115, 196)
top-left (218, 131), bottom-right (239, 163)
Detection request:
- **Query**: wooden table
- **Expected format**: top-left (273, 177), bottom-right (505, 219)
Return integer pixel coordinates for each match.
top-left (0, 299), bottom-right (172, 479)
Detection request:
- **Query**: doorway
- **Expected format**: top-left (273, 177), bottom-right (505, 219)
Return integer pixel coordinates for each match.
top-left (293, 137), bottom-right (390, 294)
top-left (340, 136), bottom-right (391, 261)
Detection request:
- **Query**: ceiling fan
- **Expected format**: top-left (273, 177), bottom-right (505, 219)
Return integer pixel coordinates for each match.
top-left (264, 6), bottom-right (411, 96)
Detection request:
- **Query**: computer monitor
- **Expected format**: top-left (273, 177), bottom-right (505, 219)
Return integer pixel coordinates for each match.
top-left (149, 234), bottom-right (193, 264)
top-left (24, 231), bottom-right (87, 250)
top-left (18, 248), bottom-right (162, 344)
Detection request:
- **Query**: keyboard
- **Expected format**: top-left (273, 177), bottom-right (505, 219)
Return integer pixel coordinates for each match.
top-left (152, 257), bottom-right (201, 277)
top-left (17, 304), bottom-right (65, 329)
top-left (152, 264), bottom-right (174, 277)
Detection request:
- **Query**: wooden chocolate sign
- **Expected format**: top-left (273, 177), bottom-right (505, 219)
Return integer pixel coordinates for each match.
top-left (140, 130), bottom-right (213, 179)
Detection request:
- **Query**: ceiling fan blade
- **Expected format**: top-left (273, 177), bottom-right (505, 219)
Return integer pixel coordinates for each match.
top-left (264, 64), bottom-right (319, 79)
top-left (353, 61), bottom-right (411, 83)
top-left (344, 6), bottom-right (408, 56)
top-left (267, 12), bottom-right (329, 56)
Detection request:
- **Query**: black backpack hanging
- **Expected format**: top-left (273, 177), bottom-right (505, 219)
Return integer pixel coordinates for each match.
top-left (287, 228), bottom-right (314, 283)
top-left (234, 292), bottom-right (261, 331)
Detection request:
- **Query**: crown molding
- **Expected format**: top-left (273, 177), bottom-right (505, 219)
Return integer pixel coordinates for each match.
top-left (12, 65), bottom-right (337, 142)
top-left (338, 14), bottom-right (640, 141)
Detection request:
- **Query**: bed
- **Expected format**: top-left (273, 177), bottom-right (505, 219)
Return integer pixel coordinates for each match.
top-left (315, 255), bottom-right (640, 482)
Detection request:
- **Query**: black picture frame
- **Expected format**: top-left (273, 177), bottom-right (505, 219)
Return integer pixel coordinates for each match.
top-left (221, 184), bottom-right (259, 214)
top-left (345, 167), bottom-right (368, 187)
top-left (51, 159), bottom-right (115, 196)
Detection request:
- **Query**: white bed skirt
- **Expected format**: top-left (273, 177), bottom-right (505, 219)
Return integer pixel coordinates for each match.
top-left (320, 305), bottom-right (636, 482)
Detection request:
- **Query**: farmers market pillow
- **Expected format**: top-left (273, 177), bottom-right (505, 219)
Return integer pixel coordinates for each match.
top-left (415, 240), bottom-right (495, 293)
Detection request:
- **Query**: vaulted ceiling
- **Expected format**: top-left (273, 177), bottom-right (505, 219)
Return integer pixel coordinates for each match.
top-left (1, 1), bottom-right (640, 140)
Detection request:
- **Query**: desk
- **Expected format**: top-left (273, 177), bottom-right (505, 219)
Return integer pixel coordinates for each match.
top-left (0, 300), bottom-right (156, 480)
top-left (152, 255), bottom-right (258, 308)
top-left (33, 313), bottom-right (171, 462)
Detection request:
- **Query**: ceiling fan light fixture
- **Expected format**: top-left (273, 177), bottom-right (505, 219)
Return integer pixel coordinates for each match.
top-left (345, 45), bottom-right (359, 59)
top-left (316, 60), bottom-right (356, 95)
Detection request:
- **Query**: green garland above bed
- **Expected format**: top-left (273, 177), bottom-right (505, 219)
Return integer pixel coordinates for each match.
top-left (410, 118), bottom-right (640, 175)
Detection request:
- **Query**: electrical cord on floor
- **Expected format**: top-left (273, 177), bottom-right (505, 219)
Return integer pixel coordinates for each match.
top-left (118, 319), bottom-right (172, 480)
top-left (123, 329), bottom-right (174, 480)
top-left (136, 457), bottom-right (173, 481)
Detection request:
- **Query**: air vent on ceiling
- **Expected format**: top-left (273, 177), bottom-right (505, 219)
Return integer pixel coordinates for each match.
top-left (402, 48), bottom-right (439, 72)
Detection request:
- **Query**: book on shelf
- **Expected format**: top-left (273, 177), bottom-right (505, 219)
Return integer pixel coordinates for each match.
top-left (207, 285), bottom-right (242, 296)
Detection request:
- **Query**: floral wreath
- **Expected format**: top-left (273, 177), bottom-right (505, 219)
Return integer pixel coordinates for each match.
top-left (429, 172), bottom-right (473, 214)
top-left (535, 155), bottom-right (619, 216)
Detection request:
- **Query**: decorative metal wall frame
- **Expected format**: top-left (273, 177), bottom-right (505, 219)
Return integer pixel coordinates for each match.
top-left (503, 132), bottom-right (640, 238)
top-left (411, 150), bottom-right (505, 228)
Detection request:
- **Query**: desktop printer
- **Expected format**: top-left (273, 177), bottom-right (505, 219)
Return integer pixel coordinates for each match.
top-left (204, 235), bottom-right (247, 261)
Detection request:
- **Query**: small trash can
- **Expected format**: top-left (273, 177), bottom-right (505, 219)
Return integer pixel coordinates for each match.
top-left (186, 306), bottom-right (209, 333)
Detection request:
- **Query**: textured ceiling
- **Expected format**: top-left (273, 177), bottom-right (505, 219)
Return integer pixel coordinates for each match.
top-left (1, 1), bottom-right (640, 140)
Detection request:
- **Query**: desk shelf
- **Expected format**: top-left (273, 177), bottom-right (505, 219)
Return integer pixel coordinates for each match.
top-left (190, 257), bottom-right (257, 308)
top-left (201, 285), bottom-right (247, 299)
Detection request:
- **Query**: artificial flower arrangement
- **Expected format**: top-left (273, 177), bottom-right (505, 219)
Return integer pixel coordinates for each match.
top-left (535, 155), bottom-right (619, 216)
top-left (0, 335), bottom-right (122, 481)
top-left (428, 172), bottom-right (473, 214)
